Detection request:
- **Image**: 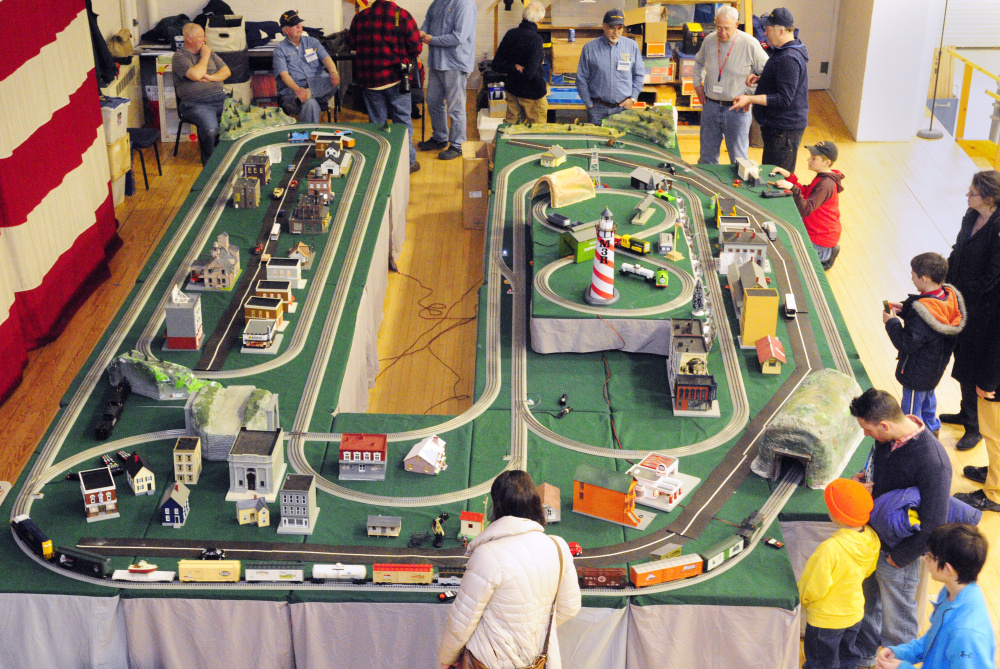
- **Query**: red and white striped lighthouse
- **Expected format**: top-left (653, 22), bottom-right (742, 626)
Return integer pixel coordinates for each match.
top-left (585, 207), bottom-right (620, 305)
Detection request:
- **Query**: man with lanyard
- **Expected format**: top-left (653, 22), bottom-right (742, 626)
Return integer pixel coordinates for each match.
top-left (692, 6), bottom-right (767, 164)
top-left (847, 388), bottom-right (952, 669)
top-left (576, 9), bottom-right (645, 127)
top-left (349, 0), bottom-right (423, 172)
top-left (273, 10), bottom-right (340, 124)
top-left (417, 0), bottom-right (477, 161)
top-left (730, 7), bottom-right (809, 172)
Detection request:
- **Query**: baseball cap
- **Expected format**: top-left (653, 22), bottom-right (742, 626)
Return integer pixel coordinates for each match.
top-left (806, 141), bottom-right (838, 163)
top-left (603, 9), bottom-right (625, 26)
top-left (280, 10), bottom-right (304, 27)
top-left (759, 8), bottom-right (794, 28)
top-left (824, 478), bottom-right (873, 527)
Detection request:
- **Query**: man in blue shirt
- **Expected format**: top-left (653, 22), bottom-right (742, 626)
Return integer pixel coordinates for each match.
top-left (576, 9), bottom-right (645, 127)
top-left (417, 0), bottom-right (477, 160)
top-left (273, 10), bottom-right (340, 124)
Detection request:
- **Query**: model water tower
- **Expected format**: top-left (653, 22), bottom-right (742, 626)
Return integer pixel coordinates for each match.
top-left (585, 207), bottom-right (620, 305)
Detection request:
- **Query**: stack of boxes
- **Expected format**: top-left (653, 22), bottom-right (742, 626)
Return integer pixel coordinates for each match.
top-left (622, 3), bottom-right (707, 111)
top-left (101, 96), bottom-right (132, 205)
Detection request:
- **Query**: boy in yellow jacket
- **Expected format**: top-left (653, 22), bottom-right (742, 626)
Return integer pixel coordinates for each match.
top-left (799, 478), bottom-right (881, 669)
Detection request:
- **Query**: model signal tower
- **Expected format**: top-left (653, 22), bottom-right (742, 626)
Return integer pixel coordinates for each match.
top-left (590, 148), bottom-right (601, 187)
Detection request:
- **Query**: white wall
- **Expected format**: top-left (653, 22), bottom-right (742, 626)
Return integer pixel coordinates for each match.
top-left (943, 0), bottom-right (1000, 47)
top-left (754, 0), bottom-right (840, 90)
top-left (827, 0), bottom-right (872, 138)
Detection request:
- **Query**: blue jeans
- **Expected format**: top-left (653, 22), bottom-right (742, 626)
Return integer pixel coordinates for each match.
top-left (761, 126), bottom-right (804, 173)
top-left (856, 552), bottom-right (922, 664)
top-left (278, 89), bottom-right (329, 124)
top-left (698, 98), bottom-right (752, 164)
top-left (901, 386), bottom-right (940, 431)
top-left (179, 92), bottom-right (225, 163)
top-left (426, 68), bottom-right (468, 149)
top-left (803, 621), bottom-right (864, 669)
top-left (813, 243), bottom-right (835, 262)
top-left (586, 103), bottom-right (623, 127)
top-left (362, 86), bottom-right (416, 166)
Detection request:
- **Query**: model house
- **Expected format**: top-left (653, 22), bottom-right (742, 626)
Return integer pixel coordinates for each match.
top-left (338, 433), bottom-right (388, 481)
top-left (721, 229), bottom-right (768, 266)
top-left (231, 176), bottom-right (260, 208)
top-left (727, 258), bottom-right (767, 315)
top-left (200, 233), bottom-right (241, 290)
top-left (628, 453), bottom-right (685, 511)
top-left (242, 318), bottom-right (278, 350)
top-left (756, 335), bottom-right (786, 374)
top-left (122, 452), bottom-right (155, 496)
top-left (277, 473), bottom-right (320, 535)
top-left (78, 466), bottom-right (119, 522)
top-left (287, 242), bottom-right (315, 270)
top-left (164, 285), bottom-right (203, 350)
top-left (740, 286), bottom-right (780, 349)
top-left (367, 515), bottom-right (402, 537)
top-left (236, 496), bottom-right (270, 527)
top-left (459, 511), bottom-right (485, 539)
top-left (289, 194), bottom-right (330, 234)
top-left (403, 435), bottom-right (448, 475)
top-left (573, 463), bottom-right (641, 528)
top-left (256, 280), bottom-right (294, 309)
top-left (265, 257), bottom-right (303, 284)
top-left (226, 428), bottom-right (286, 502)
top-left (538, 482), bottom-right (561, 523)
top-left (318, 148), bottom-right (351, 177)
top-left (307, 168), bottom-right (333, 204)
top-left (242, 154), bottom-right (271, 183)
top-left (714, 195), bottom-right (737, 225)
top-left (173, 436), bottom-right (202, 485)
top-left (630, 166), bottom-right (669, 191)
top-left (158, 481), bottom-right (190, 527)
top-left (541, 145), bottom-right (567, 167)
top-left (244, 296), bottom-right (284, 329)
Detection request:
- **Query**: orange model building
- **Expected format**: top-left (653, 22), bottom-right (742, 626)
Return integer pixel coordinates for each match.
top-left (573, 463), bottom-right (640, 528)
top-left (740, 286), bottom-right (780, 348)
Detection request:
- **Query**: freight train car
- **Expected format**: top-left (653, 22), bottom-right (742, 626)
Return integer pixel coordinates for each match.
top-left (371, 563), bottom-right (434, 585)
top-left (55, 545), bottom-right (113, 578)
top-left (311, 563), bottom-right (367, 583)
top-left (577, 567), bottom-right (628, 589)
top-left (178, 559), bottom-right (241, 582)
top-left (630, 554), bottom-right (704, 588)
top-left (245, 563), bottom-right (305, 582)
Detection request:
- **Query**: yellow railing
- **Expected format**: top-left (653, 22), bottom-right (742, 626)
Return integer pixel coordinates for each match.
top-left (947, 48), bottom-right (1000, 168)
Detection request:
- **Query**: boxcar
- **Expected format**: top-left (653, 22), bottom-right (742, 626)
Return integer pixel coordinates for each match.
top-left (630, 554), bottom-right (703, 588)
top-left (178, 559), bottom-right (241, 582)
top-left (245, 563), bottom-right (305, 582)
top-left (372, 563), bottom-right (434, 585)
top-left (577, 567), bottom-right (627, 589)
top-left (11, 515), bottom-right (54, 560)
top-left (702, 535), bottom-right (745, 572)
top-left (55, 545), bottom-right (112, 578)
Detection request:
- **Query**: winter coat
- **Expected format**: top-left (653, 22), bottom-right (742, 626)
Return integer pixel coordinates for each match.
top-left (868, 487), bottom-right (982, 549)
top-left (491, 20), bottom-right (547, 100)
top-left (888, 583), bottom-right (995, 669)
top-left (437, 516), bottom-right (582, 669)
top-left (886, 285), bottom-right (965, 391)
top-left (787, 170), bottom-right (845, 248)
top-left (798, 526), bottom-right (880, 628)
top-left (751, 37), bottom-right (809, 131)
top-left (946, 207), bottom-right (1000, 385)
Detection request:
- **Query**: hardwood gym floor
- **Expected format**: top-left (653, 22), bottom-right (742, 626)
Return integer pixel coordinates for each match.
top-left (1, 91), bottom-right (996, 648)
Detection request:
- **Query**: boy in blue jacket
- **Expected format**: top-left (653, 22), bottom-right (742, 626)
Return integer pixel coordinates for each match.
top-left (876, 523), bottom-right (994, 669)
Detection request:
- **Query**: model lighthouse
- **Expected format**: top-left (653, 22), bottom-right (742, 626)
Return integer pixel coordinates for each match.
top-left (585, 207), bottom-right (620, 305)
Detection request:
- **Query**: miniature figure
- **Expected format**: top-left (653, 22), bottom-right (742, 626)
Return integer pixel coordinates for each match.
top-left (432, 512), bottom-right (450, 548)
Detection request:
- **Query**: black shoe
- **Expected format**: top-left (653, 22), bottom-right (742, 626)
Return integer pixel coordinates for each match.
top-left (409, 161), bottom-right (421, 174)
top-left (417, 138), bottom-right (449, 151)
top-left (438, 146), bottom-right (462, 160)
top-left (822, 245), bottom-right (840, 271)
top-left (954, 489), bottom-right (1000, 512)
top-left (955, 432), bottom-right (983, 451)
top-left (964, 465), bottom-right (988, 484)
top-left (939, 412), bottom-right (963, 425)
top-left (932, 428), bottom-right (940, 438)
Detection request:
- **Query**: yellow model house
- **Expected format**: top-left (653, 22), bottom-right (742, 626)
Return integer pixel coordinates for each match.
top-left (756, 335), bottom-right (786, 374)
top-left (236, 496), bottom-right (270, 527)
top-left (541, 145), bottom-right (567, 167)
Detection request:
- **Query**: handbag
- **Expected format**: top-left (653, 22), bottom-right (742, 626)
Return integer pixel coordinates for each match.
top-left (106, 28), bottom-right (134, 59)
top-left (462, 536), bottom-right (563, 669)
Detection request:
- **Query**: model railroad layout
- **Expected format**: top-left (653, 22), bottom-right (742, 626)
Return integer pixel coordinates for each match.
top-left (9, 124), bottom-right (857, 597)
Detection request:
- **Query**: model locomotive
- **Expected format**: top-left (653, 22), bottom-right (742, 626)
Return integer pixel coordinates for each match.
top-left (11, 515), bottom-right (112, 577)
top-left (94, 379), bottom-right (131, 440)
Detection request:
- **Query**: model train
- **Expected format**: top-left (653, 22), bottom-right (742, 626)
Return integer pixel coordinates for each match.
top-left (12, 516), bottom-right (113, 577)
top-left (94, 379), bottom-right (131, 440)
top-left (11, 515), bottom-right (53, 560)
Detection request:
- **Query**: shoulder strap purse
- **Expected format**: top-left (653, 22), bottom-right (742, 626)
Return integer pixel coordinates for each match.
top-left (519, 536), bottom-right (565, 669)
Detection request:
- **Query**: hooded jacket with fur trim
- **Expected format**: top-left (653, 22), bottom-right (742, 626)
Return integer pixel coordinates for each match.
top-left (885, 284), bottom-right (966, 391)
top-left (437, 516), bottom-right (581, 669)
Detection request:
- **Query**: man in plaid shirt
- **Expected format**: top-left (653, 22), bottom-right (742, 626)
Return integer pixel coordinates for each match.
top-left (349, 0), bottom-right (423, 172)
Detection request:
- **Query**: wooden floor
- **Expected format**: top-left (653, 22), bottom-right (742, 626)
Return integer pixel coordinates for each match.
top-left (2, 92), bottom-right (997, 649)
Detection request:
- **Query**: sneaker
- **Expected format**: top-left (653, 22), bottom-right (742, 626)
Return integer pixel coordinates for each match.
top-left (409, 161), bottom-right (421, 174)
top-left (954, 489), bottom-right (1000, 512)
top-left (822, 245), bottom-right (840, 271)
top-left (939, 412), bottom-right (963, 425)
top-left (955, 432), bottom-right (983, 452)
top-left (438, 146), bottom-right (462, 160)
top-left (964, 465), bottom-right (988, 484)
top-left (417, 138), bottom-right (449, 151)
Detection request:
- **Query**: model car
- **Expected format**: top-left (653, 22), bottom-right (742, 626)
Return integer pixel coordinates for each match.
top-left (251, 243), bottom-right (264, 256)
top-left (287, 163), bottom-right (295, 173)
top-left (201, 547), bottom-right (227, 560)
top-left (547, 212), bottom-right (573, 229)
top-left (277, 209), bottom-right (286, 218)
top-left (653, 189), bottom-right (676, 202)
top-left (273, 187), bottom-right (285, 199)
top-left (289, 179), bottom-right (299, 189)
top-left (438, 590), bottom-right (457, 602)
top-left (764, 537), bottom-right (784, 549)
top-left (568, 541), bottom-right (583, 557)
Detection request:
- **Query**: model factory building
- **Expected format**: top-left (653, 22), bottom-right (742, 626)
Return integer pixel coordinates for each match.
top-left (573, 463), bottom-right (644, 528)
top-left (164, 285), bottom-right (203, 350)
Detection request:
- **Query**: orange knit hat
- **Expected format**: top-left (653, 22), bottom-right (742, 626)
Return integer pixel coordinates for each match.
top-left (824, 478), bottom-right (873, 527)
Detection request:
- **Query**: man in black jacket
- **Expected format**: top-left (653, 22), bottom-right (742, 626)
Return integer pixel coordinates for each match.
top-left (849, 388), bottom-right (952, 667)
top-left (730, 7), bottom-right (809, 172)
top-left (491, 2), bottom-right (548, 124)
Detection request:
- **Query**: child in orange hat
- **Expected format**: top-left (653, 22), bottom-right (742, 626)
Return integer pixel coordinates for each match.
top-left (799, 478), bottom-right (881, 669)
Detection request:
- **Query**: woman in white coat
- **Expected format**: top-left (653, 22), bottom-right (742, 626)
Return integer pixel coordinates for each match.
top-left (438, 471), bottom-right (582, 669)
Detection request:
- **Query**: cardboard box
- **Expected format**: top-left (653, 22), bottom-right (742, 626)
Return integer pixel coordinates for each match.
top-left (552, 39), bottom-right (593, 74)
top-left (645, 42), bottom-right (667, 58)
top-left (625, 6), bottom-right (664, 25)
top-left (680, 77), bottom-right (696, 96)
top-left (477, 109), bottom-right (503, 142)
top-left (101, 96), bottom-right (129, 143)
top-left (488, 96), bottom-right (506, 119)
top-left (626, 32), bottom-right (643, 54)
top-left (106, 134), bottom-right (131, 180)
top-left (112, 173), bottom-right (127, 206)
top-left (463, 141), bottom-right (492, 230)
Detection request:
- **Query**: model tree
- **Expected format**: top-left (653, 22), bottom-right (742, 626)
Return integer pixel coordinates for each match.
top-left (692, 278), bottom-right (706, 316)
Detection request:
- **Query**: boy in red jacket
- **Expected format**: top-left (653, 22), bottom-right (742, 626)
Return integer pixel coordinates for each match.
top-left (772, 140), bottom-right (846, 270)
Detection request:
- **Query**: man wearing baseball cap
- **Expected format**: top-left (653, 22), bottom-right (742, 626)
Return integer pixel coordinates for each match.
top-left (576, 9), bottom-right (645, 127)
top-left (730, 7), bottom-right (809, 172)
top-left (273, 10), bottom-right (340, 124)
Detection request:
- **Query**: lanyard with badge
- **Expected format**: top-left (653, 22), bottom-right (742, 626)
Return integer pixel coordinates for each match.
top-left (713, 37), bottom-right (735, 94)
top-left (617, 51), bottom-right (631, 72)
